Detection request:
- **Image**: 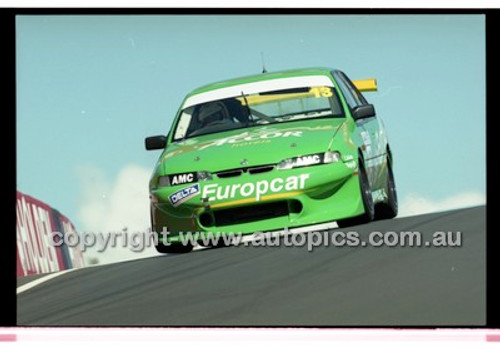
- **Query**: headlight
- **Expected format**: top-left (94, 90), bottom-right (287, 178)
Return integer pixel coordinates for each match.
top-left (276, 158), bottom-right (295, 170)
top-left (158, 171), bottom-right (212, 187)
top-left (323, 151), bottom-right (341, 163)
top-left (158, 176), bottom-right (171, 187)
top-left (277, 151), bottom-right (341, 170)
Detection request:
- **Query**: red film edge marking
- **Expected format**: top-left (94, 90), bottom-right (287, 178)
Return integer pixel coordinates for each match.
top-left (487, 335), bottom-right (500, 342)
top-left (0, 334), bottom-right (17, 342)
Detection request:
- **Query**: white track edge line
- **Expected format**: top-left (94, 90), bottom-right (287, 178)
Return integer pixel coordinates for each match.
top-left (17, 268), bottom-right (78, 295)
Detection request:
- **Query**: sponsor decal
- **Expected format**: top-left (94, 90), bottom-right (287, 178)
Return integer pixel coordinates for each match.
top-left (294, 154), bottom-right (323, 167)
top-left (345, 161), bottom-right (357, 169)
top-left (202, 174), bottom-right (310, 203)
top-left (164, 131), bottom-right (303, 158)
top-left (181, 75), bottom-right (335, 108)
top-left (198, 131), bottom-right (303, 150)
top-left (360, 131), bottom-right (371, 146)
top-left (16, 196), bottom-right (61, 275)
top-left (16, 191), bottom-right (85, 277)
top-left (168, 172), bottom-right (198, 186)
top-left (231, 139), bottom-right (271, 148)
top-left (360, 131), bottom-right (372, 154)
top-left (169, 184), bottom-right (201, 207)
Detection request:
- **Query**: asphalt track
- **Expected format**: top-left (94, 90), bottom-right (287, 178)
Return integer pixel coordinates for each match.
top-left (17, 206), bottom-right (486, 326)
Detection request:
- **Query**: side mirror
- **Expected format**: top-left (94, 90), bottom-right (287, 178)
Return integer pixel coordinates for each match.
top-left (145, 135), bottom-right (167, 151)
top-left (352, 104), bottom-right (376, 120)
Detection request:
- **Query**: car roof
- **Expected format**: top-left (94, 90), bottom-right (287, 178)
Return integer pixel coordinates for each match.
top-left (186, 67), bottom-right (335, 98)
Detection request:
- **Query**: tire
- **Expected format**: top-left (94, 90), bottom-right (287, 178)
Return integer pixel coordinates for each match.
top-left (375, 159), bottom-right (398, 220)
top-left (337, 161), bottom-right (375, 228)
top-left (151, 210), bottom-right (194, 253)
top-left (154, 242), bottom-right (193, 254)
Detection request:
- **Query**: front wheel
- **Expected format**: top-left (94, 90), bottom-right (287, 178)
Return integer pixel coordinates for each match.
top-left (337, 161), bottom-right (375, 228)
top-left (375, 159), bottom-right (398, 220)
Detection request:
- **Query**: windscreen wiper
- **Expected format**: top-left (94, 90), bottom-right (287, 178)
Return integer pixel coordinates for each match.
top-left (240, 91), bottom-right (277, 124)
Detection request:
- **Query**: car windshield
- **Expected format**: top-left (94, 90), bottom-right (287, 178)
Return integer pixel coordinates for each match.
top-left (173, 86), bottom-right (344, 141)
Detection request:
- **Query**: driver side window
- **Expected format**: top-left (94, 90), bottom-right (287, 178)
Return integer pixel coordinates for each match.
top-left (333, 71), bottom-right (367, 111)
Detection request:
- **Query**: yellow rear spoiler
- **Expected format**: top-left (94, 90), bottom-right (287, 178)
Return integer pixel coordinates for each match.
top-left (236, 80), bottom-right (377, 106)
top-left (352, 79), bottom-right (377, 92)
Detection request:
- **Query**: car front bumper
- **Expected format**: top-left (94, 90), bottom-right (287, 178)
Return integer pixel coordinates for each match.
top-left (150, 161), bottom-right (364, 243)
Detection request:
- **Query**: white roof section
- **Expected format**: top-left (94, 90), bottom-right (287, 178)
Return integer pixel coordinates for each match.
top-left (182, 75), bottom-right (334, 109)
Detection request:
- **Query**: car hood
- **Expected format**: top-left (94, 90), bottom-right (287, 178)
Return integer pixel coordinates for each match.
top-left (161, 118), bottom-right (346, 173)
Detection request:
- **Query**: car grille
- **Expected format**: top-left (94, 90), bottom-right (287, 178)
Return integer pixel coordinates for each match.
top-left (213, 201), bottom-right (289, 226)
top-left (216, 164), bottom-right (275, 179)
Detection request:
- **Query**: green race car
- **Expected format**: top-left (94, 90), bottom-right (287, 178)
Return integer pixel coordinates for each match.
top-left (145, 67), bottom-right (397, 253)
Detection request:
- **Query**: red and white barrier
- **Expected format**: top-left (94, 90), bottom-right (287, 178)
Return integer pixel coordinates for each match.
top-left (16, 191), bottom-right (85, 277)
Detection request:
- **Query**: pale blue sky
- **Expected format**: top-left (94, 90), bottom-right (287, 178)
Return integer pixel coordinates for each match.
top-left (16, 15), bottom-right (485, 228)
